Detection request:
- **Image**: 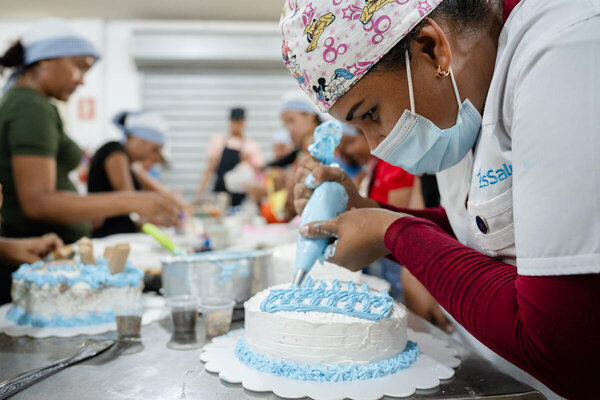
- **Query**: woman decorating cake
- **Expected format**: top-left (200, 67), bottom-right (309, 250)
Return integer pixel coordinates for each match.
top-left (245, 93), bottom-right (324, 222)
top-left (266, 92), bottom-right (323, 168)
top-left (0, 18), bottom-right (182, 244)
top-left (285, 0), bottom-right (600, 398)
top-left (88, 110), bottom-right (186, 237)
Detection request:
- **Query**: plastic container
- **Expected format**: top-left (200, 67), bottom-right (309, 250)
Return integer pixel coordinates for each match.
top-left (166, 295), bottom-right (201, 350)
top-left (113, 296), bottom-right (144, 341)
top-left (200, 297), bottom-right (236, 339)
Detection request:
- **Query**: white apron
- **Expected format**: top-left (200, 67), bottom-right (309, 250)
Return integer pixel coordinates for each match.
top-left (433, 0), bottom-right (600, 397)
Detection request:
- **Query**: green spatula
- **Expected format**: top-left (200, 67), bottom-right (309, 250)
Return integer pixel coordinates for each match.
top-left (142, 223), bottom-right (186, 256)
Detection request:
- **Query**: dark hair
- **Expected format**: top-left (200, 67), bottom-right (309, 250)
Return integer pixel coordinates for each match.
top-left (374, 0), bottom-right (500, 71)
top-left (115, 112), bottom-right (128, 126)
top-left (230, 107), bottom-right (245, 120)
top-left (0, 41), bottom-right (25, 71)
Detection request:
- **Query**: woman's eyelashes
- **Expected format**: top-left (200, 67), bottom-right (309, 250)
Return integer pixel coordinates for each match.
top-left (361, 106), bottom-right (378, 122)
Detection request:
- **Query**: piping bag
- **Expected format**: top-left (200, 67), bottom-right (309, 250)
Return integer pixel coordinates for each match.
top-left (292, 120), bottom-right (348, 286)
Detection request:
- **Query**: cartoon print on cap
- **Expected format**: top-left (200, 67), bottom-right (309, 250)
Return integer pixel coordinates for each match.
top-left (328, 69), bottom-right (355, 99)
top-left (313, 77), bottom-right (330, 104)
top-left (280, 0), bottom-right (443, 111)
top-left (304, 12), bottom-right (336, 52)
top-left (360, 0), bottom-right (398, 24)
top-left (283, 42), bottom-right (306, 84)
top-left (283, 0), bottom-right (299, 19)
top-left (312, 68), bottom-right (355, 105)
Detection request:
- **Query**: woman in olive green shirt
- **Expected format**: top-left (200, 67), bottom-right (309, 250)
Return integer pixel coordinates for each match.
top-left (0, 18), bottom-right (182, 244)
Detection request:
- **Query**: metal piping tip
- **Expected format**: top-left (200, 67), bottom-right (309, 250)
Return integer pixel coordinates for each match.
top-left (292, 269), bottom-right (308, 287)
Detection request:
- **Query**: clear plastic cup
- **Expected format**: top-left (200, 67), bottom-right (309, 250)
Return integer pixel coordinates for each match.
top-left (113, 296), bottom-right (144, 341)
top-left (166, 295), bottom-right (201, 350)
top-left (200, 297), bottom-right (236, 339)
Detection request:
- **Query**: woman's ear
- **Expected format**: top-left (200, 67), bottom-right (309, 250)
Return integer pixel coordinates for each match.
top-left (35, 58), bottom-right (54, 73)
top-left (412, 18), bottom-right (452, 73)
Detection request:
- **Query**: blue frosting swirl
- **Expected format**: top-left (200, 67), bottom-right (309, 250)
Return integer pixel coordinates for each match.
top-left (235, 336), bottom-right (419, 382)
top-left (7, 305), bottom-right (115, 328)
top-left (307, 121), bottom-right (343, 165)
top-left (47, 264), bottom-right (75, 272)
top-left (260, 277), bottom-right (393, 321)
top-left (11, 259), bottom-right (144, 290)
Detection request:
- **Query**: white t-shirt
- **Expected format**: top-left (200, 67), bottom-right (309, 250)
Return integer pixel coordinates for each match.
top-left (437, 0), bottom-right (600, 276)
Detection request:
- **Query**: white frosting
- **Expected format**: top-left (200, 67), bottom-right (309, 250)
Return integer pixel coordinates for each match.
top-left (244, 283), bottom-right (407, 366)
top-left (11, 265), bottom-right (142, 320)
top-left (12, 281), bottom-right (141, 319)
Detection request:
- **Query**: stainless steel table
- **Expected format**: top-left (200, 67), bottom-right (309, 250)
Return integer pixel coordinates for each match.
top-left (0, 311), bottom-right (546, 399)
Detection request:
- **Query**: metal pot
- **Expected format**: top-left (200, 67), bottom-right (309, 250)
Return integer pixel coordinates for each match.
top-left (161, 249), bottom-right (273, 303)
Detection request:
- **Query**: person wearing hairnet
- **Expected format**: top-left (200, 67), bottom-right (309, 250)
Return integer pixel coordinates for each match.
top-left (0, 18), bottom-right (181, 245)
top-left (87, 110), bottom-right (185, 237)
top-left (285, 0), bottom-right (600, 398)
top-left (266, 92), bottom-right (322, 168)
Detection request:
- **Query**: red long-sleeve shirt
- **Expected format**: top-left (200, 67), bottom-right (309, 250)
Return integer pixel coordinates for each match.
top-left (504, 0), bottom-right (521, 22)
top-left (381, 206), bottom-right (600, 399)
top-left (377, 1), bottom-right (600, 398)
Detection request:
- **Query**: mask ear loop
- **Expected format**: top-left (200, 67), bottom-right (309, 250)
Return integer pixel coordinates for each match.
top-left (448, 67), bottom-right (462, 107)
top-left (404, 50), bottom-right (415, 114)
top-left (406, 50), bottom-right (462, 110)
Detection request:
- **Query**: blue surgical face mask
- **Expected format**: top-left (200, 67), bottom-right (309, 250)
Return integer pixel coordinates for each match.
top-left (371, 50), bottom-right (482, 174)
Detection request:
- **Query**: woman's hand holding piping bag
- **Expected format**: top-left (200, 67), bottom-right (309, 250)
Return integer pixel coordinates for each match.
top-left (299, 208), bottom-right (410, 270)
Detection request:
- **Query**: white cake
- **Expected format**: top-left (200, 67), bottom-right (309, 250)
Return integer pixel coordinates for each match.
top-left (236, 278), bottom-right (418, 382)
top-left (8, 259), bottom-right (144, 327)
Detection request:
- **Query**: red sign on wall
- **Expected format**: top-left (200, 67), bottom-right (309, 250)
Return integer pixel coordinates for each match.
top-left (78, 97), bottom-right (95, 120)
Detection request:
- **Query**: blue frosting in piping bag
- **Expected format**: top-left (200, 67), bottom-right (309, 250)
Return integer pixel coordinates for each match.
top-left (307, 121), bottom-right (343, 165)
top-left (293, 121), bottom-right (348, 285)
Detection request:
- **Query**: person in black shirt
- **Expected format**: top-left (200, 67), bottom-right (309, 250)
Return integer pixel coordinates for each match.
top-left (266, 92), bottom-right (322, 169)
top-left (244, 93), bottom-right (323, 221)
top-left (88, 110), bottom-right (182, 237)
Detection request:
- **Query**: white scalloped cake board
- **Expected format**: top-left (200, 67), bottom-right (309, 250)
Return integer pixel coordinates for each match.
top-left (200, 329), bottom-right (460, 400)
top-left (0, 294), bottom-right (167, 338)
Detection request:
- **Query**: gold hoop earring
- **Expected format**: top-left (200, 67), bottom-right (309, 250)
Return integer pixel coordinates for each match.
top-left (435, 65), bottom-right (449, 78)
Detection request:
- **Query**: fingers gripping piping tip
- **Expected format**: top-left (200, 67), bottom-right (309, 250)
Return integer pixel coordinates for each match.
top-left (305, 173), bottom-right (316, 190)
top-left (319, 241), bottom-right (337, 263)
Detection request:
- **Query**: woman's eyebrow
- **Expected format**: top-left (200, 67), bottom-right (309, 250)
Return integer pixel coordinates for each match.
top-left (345, 100), bottom-right (364, 121)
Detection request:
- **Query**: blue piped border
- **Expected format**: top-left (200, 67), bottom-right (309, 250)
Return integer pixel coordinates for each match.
top-left (235, 337), bottom-right (419, 382)
top-left (12, 259), bottom-right (144, 290)
top-left (7, 305), bottom-right (114, 328)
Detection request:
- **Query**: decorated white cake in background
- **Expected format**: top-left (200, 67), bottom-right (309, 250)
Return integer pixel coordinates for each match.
top-left (8, 239), bottom-right (144, 328)
top-left (237, 277), bottom-right (418, 382)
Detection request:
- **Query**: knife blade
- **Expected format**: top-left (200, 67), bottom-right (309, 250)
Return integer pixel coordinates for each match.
top-left (0, 339), bottom-right (115, 399)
